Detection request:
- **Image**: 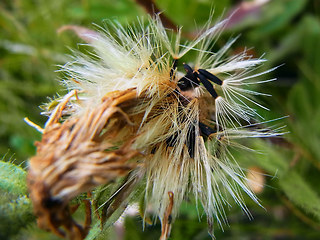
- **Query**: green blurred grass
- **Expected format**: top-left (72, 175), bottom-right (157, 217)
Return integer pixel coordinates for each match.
top-left (1, 0), bottom-right (320, 239)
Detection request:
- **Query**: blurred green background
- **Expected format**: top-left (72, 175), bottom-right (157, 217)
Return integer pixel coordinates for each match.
top-left (1, 0), bottom-right (320, 239)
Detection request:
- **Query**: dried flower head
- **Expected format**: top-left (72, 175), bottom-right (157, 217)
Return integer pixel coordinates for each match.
top-left (27, 15), bottom-right (283, 240)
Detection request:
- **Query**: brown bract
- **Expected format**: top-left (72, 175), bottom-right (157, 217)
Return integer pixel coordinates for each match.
top-left (27, 89), bottom-right (142, 239)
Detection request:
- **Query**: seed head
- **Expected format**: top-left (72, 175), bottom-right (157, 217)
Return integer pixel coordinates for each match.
top-left (27, 15), bottom-right (283, 239)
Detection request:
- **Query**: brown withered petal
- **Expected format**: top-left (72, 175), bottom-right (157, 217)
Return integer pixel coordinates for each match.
top-left (27, 89), bottom-right (142, 239)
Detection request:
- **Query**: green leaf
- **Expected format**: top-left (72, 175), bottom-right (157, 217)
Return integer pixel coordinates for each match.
top-left (286, 16), bottom-right (320, 163)
top-left (0, 160), bottom-right (27, 195)
top-left (245, 140), bottom-right (291, 176)
top-left (0, 195), bottom-right (35, 240)
top-left (250, 0), bottom-right (307, 38)
top-left (156, 0), bottom-right (230, 28)
top-left (279, 171), bottom-right (320, 222)
top-left (242, 140), bottom-right (320, 222)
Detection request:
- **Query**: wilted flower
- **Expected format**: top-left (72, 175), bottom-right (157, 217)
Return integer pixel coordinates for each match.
top-left (27, 15), bottom-right (282, 240)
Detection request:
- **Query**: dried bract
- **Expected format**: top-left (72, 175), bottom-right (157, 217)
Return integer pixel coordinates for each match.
top-left (28, 89), bottom-right (142, 238)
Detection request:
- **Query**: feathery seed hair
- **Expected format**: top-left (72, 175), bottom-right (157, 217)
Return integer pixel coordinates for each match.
top-left (27, 15), bottom-right (283, 240)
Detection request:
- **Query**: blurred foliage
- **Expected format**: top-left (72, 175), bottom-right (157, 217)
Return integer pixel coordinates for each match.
top-left (0, 158), bottom-right (34, 239)
top-left (1, 0), bottom-right (320, 239)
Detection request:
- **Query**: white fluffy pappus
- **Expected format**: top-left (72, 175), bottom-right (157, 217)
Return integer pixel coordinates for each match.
top-left (36, 15), bottom-right (284, 238)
